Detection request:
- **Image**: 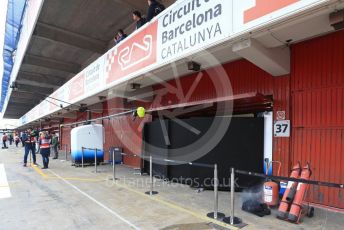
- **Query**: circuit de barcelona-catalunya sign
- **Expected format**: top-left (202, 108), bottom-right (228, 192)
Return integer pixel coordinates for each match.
top-left (158, 0), bottom-right (231, 61)
top-left (20, 0), bottom-right (329, 125)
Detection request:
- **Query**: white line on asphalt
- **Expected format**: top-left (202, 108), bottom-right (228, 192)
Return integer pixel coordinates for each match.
top-left (0, 164), bottom-right (12, 199)
top-left (48, 169), bottom-right (141, 230)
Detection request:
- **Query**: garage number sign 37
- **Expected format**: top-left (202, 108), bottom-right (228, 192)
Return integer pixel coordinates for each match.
top-left (274, 120), bottom-right (291, 137)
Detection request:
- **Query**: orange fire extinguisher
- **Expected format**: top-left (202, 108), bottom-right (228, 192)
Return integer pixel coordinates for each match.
top-left (277, 162), bottom-right (301, 219)
top-left (263, 160), bottom-right (281, 207)
top-left (288, 163), bottom-right (312, 223)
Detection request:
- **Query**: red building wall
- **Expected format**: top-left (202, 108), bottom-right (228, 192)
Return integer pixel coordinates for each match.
top-left (291, 30), bottom-right (344, 209)
top-left (102, 98), bottom-right (152, 167)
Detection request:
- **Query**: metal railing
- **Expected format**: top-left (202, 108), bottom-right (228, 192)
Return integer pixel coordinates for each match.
top-left (64, 144), bottom-right (68, 161)
top-left (60, 147), bottom-right (344, 227)
top-left (115, 152), bottom-right (227, 221)
top-left (81, 147), bottom-right (99, 173)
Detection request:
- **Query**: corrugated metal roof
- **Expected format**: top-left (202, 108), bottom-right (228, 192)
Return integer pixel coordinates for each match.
top-left (1, 0), bottom-right (27, 111)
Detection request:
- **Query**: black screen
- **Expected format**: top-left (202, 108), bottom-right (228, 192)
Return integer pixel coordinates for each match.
top-left (143, 117), bottom-right (264, 189)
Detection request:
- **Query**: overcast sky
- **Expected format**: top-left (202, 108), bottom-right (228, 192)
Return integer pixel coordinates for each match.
top-left (0, 0), bottom-right (19, 129)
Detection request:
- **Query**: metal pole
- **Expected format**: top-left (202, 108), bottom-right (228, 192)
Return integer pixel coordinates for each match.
top-left (145, 155), bottom-right (158, 195)
top-left (150, 155), bottom-right (153, 194)
top-left (214, 164), bottom-right (219, 219)
top-left (81, 147), bottom-right (84, 168)
top-left (94, 148), bottom-right (98, 173)
top-left (230, 167), bottom-right (235, 225)
top-left (65, 144), bottom-right (67, 160)
top-left (207, 164), bottom-right (225, 220)
top-left (223, 167), bottom-right (241, 225)
top-left (29, 151), bottom-right (32, 167)
top-left (112, 149), bottom-right (116, 180)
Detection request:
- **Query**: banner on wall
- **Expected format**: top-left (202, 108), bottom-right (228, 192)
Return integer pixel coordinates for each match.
top-left (157, 0), bottom-right (232, 63)
top-left (69, 73), bottom-right (85, 101)
top-left (232, 0), bottom-right (329, 35)
top-left (106, 21), bottom-right (158, 84)
top-left (84, 56), bottom-right (105, 93)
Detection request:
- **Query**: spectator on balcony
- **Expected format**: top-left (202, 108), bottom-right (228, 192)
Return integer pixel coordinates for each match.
top-left (114, 29), bottom-right (128, 44)
top-left (133, 10), bottom-right (147, 30)
top-left (147, 0), bottom-right (165, 22)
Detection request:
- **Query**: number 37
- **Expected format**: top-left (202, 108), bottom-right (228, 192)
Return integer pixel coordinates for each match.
top-left (275, 124), bottom-right (288, 133)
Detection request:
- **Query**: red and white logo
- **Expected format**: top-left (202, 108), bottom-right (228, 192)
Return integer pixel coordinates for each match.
top-left (118, 35), bottom-right (153, 71)
top-left (106, 21), bottom-right (158, 84)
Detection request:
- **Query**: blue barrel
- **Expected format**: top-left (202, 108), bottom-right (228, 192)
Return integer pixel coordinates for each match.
top-left (72, 148), bottom-right (104, 164)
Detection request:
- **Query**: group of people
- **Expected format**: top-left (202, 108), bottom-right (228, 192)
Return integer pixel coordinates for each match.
top-left (2, 133), bottom-right (20, 149)
top-left (22, 129), bottom-right (60, 169)
top-left (114, 0), bottom-right (165, 44)
top-left (4, 129), bottom-right (60, 169)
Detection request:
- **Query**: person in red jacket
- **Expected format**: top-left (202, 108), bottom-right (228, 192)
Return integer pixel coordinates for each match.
top-left (39, 132), bottom-right (51, 169)
top-left (2, 133), bottom-right (8, 149)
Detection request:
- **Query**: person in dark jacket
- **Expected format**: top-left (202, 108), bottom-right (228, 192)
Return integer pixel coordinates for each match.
top-left (133, 10), bottom-right (147, 30)
top-left (9, 134), bottom-right (13, 145)
top-left (23, 129), bottom-right (37, 167)
top-left (21, 132), bottom-right (26, 147)
top-left (51, 133), bottom-right (59, 159)
top-left (114, 29), bottom-right (128, 44)
top-left (147, 0), bottom-right (165, 22)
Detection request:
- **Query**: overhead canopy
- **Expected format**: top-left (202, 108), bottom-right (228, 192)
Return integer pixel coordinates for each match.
top-left (1, 0), bottom-right (27, 112)
top-left (2, 0), bottom-right (176, 119)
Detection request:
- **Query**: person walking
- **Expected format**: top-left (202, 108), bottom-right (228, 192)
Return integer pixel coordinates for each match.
top-left (23, 129), bottom-right (37, 167)
top-left (2, 133), bottom-right (8, 149)
top-left (14, 134), bottom-right (20, 147)
top-left (52, 133), bottom-right (59, 159)
top-left (39, 132), bottom-right (51, 169)
top-left (21, 132), bottom-right (26, 147)
top-left (9, 134), bottom-right (13, 145)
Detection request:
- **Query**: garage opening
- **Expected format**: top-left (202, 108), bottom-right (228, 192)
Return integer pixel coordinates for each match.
top-left (142, 93), bottom-right (273, 189)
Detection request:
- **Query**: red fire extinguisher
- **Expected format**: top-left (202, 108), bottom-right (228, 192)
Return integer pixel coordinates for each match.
top-left (288, 163), bottom-right (312, 223)
top-left (263, 161), bottom-right (281, 207)
top-left (277, 162), bottom-right (301, 219)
